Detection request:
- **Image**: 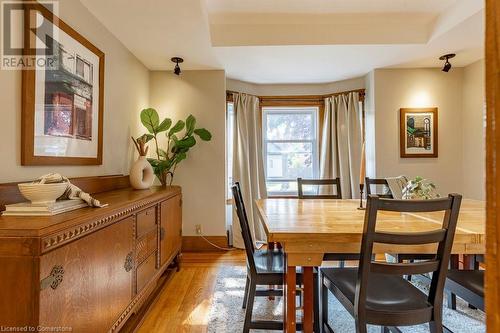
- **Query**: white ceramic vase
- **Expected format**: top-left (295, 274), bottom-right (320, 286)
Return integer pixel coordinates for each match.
top-left (130, 156), bottom-right (154, 190)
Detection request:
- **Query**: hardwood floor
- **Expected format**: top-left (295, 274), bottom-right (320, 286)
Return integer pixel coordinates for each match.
top-left (136, 250), bottom-right (246, 333)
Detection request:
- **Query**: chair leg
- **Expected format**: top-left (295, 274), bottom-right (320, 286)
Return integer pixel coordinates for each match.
top-left (381, 327), bottom-right (390, 333)
top-left (355, 320), bottom-right (368, 333)
top-left (447, 292), bottom-right (457, 310)
top-left (242, 276), bottom-right (250, 309)
top-left (243, 280), bottom-right (256, 333)
top-left (322, 282), bottom-right (330, 332)
top-left (339, 260), bottom-right (345, 268)
top-left (429, 321), bottom-right (443, 333)
top-left (429, 305), bottom-right (444, 333)
top-left (314, 271), bottom-right (320, 333)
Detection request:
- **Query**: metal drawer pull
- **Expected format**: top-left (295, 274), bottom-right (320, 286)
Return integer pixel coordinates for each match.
top-left (40, 265), bottom-right (64, 290)
top-left (124, 252), bottom-right (134, 272)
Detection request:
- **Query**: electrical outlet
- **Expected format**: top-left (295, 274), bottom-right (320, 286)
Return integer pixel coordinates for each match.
top-left (195, 224), bottom-right (202, 235)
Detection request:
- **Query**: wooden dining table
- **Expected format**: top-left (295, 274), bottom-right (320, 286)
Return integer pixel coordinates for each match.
top-left (255, 198), bottom-right (486, 333)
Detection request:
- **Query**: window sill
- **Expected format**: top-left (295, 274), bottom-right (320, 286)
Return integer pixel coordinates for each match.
top-left (267, 195), bottom-right (298, 199)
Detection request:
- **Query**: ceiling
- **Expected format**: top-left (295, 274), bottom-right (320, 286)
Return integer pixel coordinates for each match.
top-left (80, 0), bottom-right (485, 84)
top-left (206, 0), bottom-right (458, 14)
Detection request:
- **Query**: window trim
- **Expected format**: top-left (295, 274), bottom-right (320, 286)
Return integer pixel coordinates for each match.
top-left (262, 106), bottom-right (320, 197)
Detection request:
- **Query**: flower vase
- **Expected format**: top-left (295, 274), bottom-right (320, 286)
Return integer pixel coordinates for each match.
top-left (130, 156), bottom-right (154, 190)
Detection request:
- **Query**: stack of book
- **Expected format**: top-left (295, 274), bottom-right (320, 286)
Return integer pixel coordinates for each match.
top-left (2, 199), bottom-right (88, 216)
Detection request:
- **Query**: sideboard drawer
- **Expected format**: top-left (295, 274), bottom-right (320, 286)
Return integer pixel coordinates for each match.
top-left (136, 252), bottom-right (157, 292)
top-left (136, 206), bottom-right (157, 239)
top-left (136, 230), bottom-right (157, 265)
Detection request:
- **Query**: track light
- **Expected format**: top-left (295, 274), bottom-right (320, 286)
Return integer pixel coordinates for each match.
top-left (439, 53), bottom-right (455, 72)
top-left (171, 57), bottom-right (183, 75)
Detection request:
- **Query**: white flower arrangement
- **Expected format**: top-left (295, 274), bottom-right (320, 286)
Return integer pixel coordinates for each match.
top-left (403, 176), bottom-right (440, 200)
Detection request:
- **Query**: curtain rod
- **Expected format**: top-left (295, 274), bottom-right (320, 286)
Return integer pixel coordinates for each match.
top-left (226, 88), bottom-right (365, 101)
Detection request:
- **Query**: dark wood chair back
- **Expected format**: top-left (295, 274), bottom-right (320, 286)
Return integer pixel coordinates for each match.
top-left (297, 178), bottom-right (342, 199)
top-left (356, 194), bottom-right (462, 322)
top-left (232, 182), bottom-right (257, 275)
top-left (365, 177), bottom-right (393, 198)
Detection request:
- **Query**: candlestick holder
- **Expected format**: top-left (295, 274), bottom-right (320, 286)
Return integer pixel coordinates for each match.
top-left (357, 183), bottom-right (365, 210)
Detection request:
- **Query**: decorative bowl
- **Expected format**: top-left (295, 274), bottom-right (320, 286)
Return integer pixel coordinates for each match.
top-left (18, 183), bottom-right (68, 205)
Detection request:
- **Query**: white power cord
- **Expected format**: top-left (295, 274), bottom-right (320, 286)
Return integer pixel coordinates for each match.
top-left (200, 233), bottom-right (235, 251)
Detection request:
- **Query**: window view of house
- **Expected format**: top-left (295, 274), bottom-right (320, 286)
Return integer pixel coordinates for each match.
top-left (263, 107), bottom-right (318, 195)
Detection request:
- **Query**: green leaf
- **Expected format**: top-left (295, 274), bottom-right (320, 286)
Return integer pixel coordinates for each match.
top-left (137, 134), bottom-right (154, 143)
top-left (156, 118), bottom-right (172, 133)
top-left (175, 152), bottom-right (187, 163)
top-left (140, 108), bottom-right (160, 134)
top-left (147, 158), bottom-right (159, 167)
top-left (168, 120), bottom-right (185, 137)
top-left (194, 128), bottom-right (212, 141)
top-left (186, 115), bottom-right (196, 136)
top-left (176, 136), bottom-right (196, 148)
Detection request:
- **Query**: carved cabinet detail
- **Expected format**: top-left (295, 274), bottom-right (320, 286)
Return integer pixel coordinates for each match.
top-left (38, 216), bottom-right (135, 332)
top-left (0, 185), bottom-right (182, 333)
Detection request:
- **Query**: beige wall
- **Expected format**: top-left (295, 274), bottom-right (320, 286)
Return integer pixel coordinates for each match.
top-left (227, 77), bottom-right (364, 96)
top-left (0, 0), bottom-right (150, 183)
top-left (462, 60), bottom-right (485, 200)
top-left (371, 68), bottom-right (464, 196)
top-left (149, 71), bottom-right (227, 236)
top-left (368, 65), bottom-right (486, 198)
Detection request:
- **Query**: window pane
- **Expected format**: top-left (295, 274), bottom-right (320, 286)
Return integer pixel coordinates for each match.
top-left (226, 102), bottom-right (234, 199)
top-left (266, 142), bottom-right (314, 179)
top-left (266, 113), bottom-right (314, 140)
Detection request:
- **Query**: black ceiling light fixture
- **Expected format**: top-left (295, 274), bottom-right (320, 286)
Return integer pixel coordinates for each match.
top-left (439, 53), bottom-right (456, 72)
top-left (171, 57), bottom-right (183, 75)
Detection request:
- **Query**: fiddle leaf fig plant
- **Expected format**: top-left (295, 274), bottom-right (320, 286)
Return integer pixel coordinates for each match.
top-left (134, 108), bottom-right (212, 186)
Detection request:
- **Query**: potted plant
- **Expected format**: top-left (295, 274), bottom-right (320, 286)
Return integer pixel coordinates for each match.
top-left (133, 108), bottom-right (212, 186)
top-left (403, 176), bottom-right (440, 200)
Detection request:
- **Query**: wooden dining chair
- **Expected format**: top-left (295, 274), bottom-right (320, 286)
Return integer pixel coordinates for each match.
top-left (365, 177), bottom-right (393, 198)
top-left (366, 177), bottom-right (435, 280)
top-left (446, 254), bottom-right (484, 311)
top-left (232, 182), bottom-right (320, 332)
top-left (321, 194), bottom-right (462, 333)
top-left (297, 177), bottom-right (361, 268)
top-left (297, 177), bottom-right (342, 199)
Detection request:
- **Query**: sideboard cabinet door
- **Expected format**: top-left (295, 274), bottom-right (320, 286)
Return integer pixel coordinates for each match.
top-left (38, 216), bottom-right (135, 333)
top-left (160, 195), bottom-right (182, 266)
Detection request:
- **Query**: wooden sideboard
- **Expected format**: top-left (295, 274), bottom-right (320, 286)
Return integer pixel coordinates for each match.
top-left (0, 180), bottom-right (182, 332)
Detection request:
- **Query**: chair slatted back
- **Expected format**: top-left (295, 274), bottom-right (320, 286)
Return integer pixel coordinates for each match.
top-left (232, 182), bottom-right (257, 274)
top-left (297, 178), bottom-right (342, 199)
top-left (365, 177), bottom-right (393, 198)
top-left (355, 194), bottom-right (462, 318)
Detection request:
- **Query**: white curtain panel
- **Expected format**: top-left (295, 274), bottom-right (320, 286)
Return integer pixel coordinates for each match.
top-left (320, 92), bottom-right (363, 198)
top-left (232, 93), bottom-right (268, 249)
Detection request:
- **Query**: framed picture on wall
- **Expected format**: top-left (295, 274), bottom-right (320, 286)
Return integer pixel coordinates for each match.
top-left (400, 107), bottom-right (438, 158)
top-left (21, 3), bottom-right (104, 165)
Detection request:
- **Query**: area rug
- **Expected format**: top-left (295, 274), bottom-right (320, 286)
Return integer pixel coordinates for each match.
top-left (207, 266), bottom-right (485, 333)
